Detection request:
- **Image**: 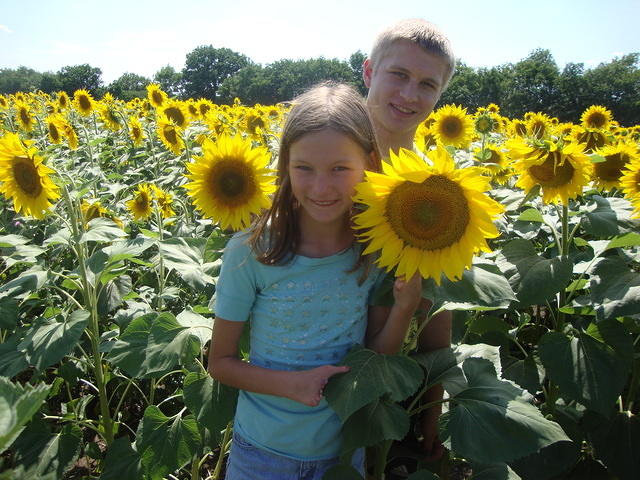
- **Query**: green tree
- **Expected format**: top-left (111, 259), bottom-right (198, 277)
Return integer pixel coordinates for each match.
top-left (439, 62), bottom-right (481, 110)
top-left (0, 67), bottom-right (43, 94)
top-left (108, 72), bottom-right (150, 101)
top-left (182, 46), bottom-right (250, 101)
top-left (349, 50), bottom-right (367, 95)
top-left (39, 72), bottom-right (63, 94)
top-left (556, 62), bottom-right (588, 122)
top-left (57, 64), bottom-right (103, 95)
top-left (153, 65), bottom-right (183, 98)
top-left (218, 64), bottom-right (275, 105)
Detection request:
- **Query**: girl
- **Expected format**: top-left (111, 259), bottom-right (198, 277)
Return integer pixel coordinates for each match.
top-left (208, 82), bottom-right (421, 480)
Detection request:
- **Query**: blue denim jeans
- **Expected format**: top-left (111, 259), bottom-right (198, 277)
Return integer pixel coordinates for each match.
top-left (225, 430), bottom-right (365, 480)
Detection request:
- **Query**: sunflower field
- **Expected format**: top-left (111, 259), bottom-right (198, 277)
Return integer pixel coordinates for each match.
top-left (0, 86), bottom-right (639, 480)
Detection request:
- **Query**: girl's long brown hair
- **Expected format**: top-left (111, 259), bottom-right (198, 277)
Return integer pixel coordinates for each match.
top-left (248, 82), bottom-right (382, 271)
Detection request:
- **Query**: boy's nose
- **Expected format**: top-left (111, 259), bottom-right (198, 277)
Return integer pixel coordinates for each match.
top-left (399, 83), bottom-right (419, 102)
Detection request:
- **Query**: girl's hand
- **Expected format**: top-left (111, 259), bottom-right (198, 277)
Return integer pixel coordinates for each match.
top-left (393, 273), bottom-right (423, 313)
top-left (288, 365), bottom-right (350, 407)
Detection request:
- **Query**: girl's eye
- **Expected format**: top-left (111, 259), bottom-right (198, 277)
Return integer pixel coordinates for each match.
top-left (333, 166), bottom-right (348, 172)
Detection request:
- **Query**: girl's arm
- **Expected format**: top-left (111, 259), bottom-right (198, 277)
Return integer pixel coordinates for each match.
top-left (365, 274), bottom-right (422, 354)
top-left (208, 317), bottom-right (349, 407)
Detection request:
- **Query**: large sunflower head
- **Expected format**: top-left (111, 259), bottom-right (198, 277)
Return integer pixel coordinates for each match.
top-left (581, 105), bottom-right (612, 130)
top-left (152, 186), bottom-right (176, 219)
top-left (182, 135), bottom-right (276, 231)
top-left (431, 104), bottom-right (474, 148)
top-left (156, 117), bottom-right (184, 155)
top-left (353, 146), bottom-right (504, 283)
top-left (126, 184), bottom-right (154, 221)
top-left (160, 100), bottom-right (190, 129)
top-left (73, 89), bottom-right (95, 116)
top-left (60, 120), bottom-right (79, 150)
top-left (98, 102), bottom-right (123, 131)
top-left (592, 141), bottom-right (638, 191)
top-left (570, 126), bottom-right (610, 153)
top-left (56, 91), bottom-right (70, 110)
top-left (473, 113), bottom-right (498, 136)
top-left (473, 144), bottom-right (507, 173)
top-left (128, 116), bottom-right (145, 147)
top-left (620, 158), bottom-right (640, 218)
top-left (525, 112), bottom-right (552, 139)
top-left (507, 138), bottom-right (593, 205)
top-left (0, 133), bottom-right (60, 219)
top-left (146, 84), bottom-right (167, 109)
top-left (45, 115), bottom-right (64, 144)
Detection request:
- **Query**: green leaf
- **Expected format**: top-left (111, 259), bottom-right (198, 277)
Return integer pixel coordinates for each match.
top-left (517, 208), bottom-right (544, 223)
top-left (422, 262), bottom-right (516, 312)
top-left (30, 423), bottom-right (82, 478)
top-left (496, 239), bottom-right (573, 306)
top-left (324, 347), bottom-right (423, 422)
top-left (0, 334), bottom-right (29, 377)
top-left (442, 358), bottom-right (569, 463)
top-left (341, 397), bottom-right (409, 452)
top-left (80, 217), bottom-right (127, 243)
top-left (108, 312), bottom-right (159, 378)
top-left (605, 232), bottom-right (640, 250)
top-left (322, 464), bottom-right (364, 480)
top-left (413, 343), bottom-right (502, 395)
top-left (589, 257), bottom-right (640, 321)
top-left (97, 275), bottom-right (132, 316)
top-left (136, 406), bottom-right (201, 479)
top-left (0, 234), bottom-right (31, 247)
top-left (538, 322), bottom-right (632, 416)
top-left (510, 441), bottom-right (580, 480)
top-left (101, 236), bottom-right (154, 261)
top-left (581, 195), bottom-right (638, 237)
top-left (101, 436), bottom-right (144, 480)
top-left (203, 230), bottom-right (230, 263)
top-left (159, 237), bottom-right (217, 290)
top-left (502, 355), bottom-right (542, 395)
top-left (0, 377), bottom-right (50, 452)
top-left (0, 298), bottom-right (19, 330)
top-left (0, 267), bottom-right (48, 300)
top-left (182, 371), bottom-right (238, 443)
top-left (18, 310), bottom-right (89, 372)
top-left (176, 309), bottom-right (213, 348)
top-left (585, 411), bottom-right (640, 480)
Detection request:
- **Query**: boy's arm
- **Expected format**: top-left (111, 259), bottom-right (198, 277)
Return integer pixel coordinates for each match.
top-left (208, 317), bottom-right (348, 407)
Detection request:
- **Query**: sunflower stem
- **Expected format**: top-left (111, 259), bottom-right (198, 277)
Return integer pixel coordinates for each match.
top-left (154, 205), bottom-right (166, 311)
top-left (556, 204), bottom-right (569, 332)
top-left (212, 422), bottom-right (233, 480)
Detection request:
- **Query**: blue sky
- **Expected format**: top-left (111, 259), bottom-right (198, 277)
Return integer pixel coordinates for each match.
top-left (1, 0), bottom-right (638, 84)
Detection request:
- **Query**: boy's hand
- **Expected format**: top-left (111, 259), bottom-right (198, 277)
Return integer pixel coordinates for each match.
top-left (393, 273), bottom-right (423, 313)
top-left (288, 365), bottom-right (350, 407)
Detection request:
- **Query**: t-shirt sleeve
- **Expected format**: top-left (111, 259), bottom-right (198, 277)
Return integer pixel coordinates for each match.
top-left (213, 233), bottom-right (258, 322)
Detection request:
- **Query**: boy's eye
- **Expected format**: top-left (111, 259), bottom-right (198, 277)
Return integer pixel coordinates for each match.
top-left (392, 71), bottom-right (407, 79)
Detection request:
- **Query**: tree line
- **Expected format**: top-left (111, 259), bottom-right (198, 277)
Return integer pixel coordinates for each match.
top-left (1, 45), bottom-right (638, 125)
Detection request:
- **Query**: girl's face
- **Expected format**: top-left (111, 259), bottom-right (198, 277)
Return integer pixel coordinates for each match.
top-left (289, 129), bottom-right (373, 230)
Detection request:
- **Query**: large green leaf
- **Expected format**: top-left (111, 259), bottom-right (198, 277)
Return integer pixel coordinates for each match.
top-left (510, 440), bottom-right (580, 480)
top-left (324, 347), bottom-right (423, 422)
top-left (101, 236), bottom-right (154, 262)
top-left (442, 358), bottom-right (569, 464)
top-left (470, 463), bottom-right (521, 480)
top-left (176, 309), bottom-right (213, 347)
top-left (0, 334), bottom-right (29, 377)
top-left (589, 257), bottom-right (640, 321)
top-left (422, 262), bottom-right (517, 313)
top-left (0, 377), bottom-right (50, 452)
top-left (496, 239), bottom-right (573, 306)
top-left (182, 371), bottom-right (238, 443)
top-left (341, 397), bottom-right (409, 452)
top-left (136, 406), bottom-right (201, 479)
top-left (502, 355), bottom-right (542, 395)
top-left (0, 297), bottom-right (19, 330)
top-left (158, 237), bottom-right (217, 290)
top-left (0, 241), bottom-right (45, 269)
top-left (584, 411), bottom-right (640, 480)
top-left (29, 423), bottom-right (82, 478)
top-left (17, 310), bottom-right (90, 372)
top-left (413, 343), bottom-right (502, 395)
top-left (97, 274), bottom-right (132, 316)
top-left (101, 436), bottom-right (144, 480)
top-left (108, 311), bottom-right (202, 378)
top-left (0, 267), bottom-right (48, 300)
top-left (538, 320), bottom-right (633, 416)
top-left (581, 195), bottom-right (639, 237)
top-left (80, 217), bottom-right (127, 243)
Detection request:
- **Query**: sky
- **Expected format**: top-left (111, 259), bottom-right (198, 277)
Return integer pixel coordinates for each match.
top-left (1, 0), bottom-right (639, 84)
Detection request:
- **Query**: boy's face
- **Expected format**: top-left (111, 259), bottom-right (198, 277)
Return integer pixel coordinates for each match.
top-left (364, 39), bottom-right (448, 143)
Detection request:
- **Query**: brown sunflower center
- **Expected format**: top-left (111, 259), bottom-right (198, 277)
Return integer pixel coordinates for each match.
top-left (211, 160), bottom-right (256, 206)
top-left (595, 153), bottom-right (627, 182)
top-left (78, 95), bottom-right (91, 111)
top-left (577, 130), bottom-right (606, 152)
top-left (440, 117), bottom-right (463, 139)
top-left (152, 91), bottom-right (164, 106)
top-left (132, 125), bottom-right (142, 140)
top-left (528, 152), bottom-right (575, 187)
top-left (164, 106), bottom-right (185, 127)
top-left (587, 112), bottom-right (607, 129)
top-left (12, 157), bottom-right (43, 197)
top-left (385, 175), bottom-right (470, 251)
top-left (19, 107), bottom-right (31, 126)
top-left (48, 122), bottom-right (60, 142)
top-left (163, 125), bottom-right (178, 145)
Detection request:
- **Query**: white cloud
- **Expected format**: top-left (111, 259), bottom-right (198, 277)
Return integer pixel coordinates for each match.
top-left (0, 24), bottom-right (13, 34)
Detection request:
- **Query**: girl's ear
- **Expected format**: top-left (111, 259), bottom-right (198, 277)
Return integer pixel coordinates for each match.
top-left (363, 59), bottom-right (373, 88)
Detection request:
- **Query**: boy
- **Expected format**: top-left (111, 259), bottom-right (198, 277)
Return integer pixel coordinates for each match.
top-left (363, 18), bottom-right (456, 462)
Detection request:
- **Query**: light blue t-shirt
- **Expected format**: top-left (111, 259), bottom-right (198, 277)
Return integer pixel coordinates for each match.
top-left (214, 232), bottom-right (384, 460)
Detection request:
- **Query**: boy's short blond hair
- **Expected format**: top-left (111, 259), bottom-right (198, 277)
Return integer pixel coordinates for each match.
top-left (369, 18), bottom-right (456, 90)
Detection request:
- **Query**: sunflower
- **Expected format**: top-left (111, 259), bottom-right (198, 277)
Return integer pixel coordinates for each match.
top-left (57, 91), bottom-right (70, 110)
top-left (126, 184), bottom-right (154, 221)
top-left (570, 126), bottom-right (609, 153)
top-left (486, 103), bottom-right (500, 114)
top-left (98, 102), bottom-right (123, 131)
top-left (592, 141), bottom-right (637, 191)
top-left (581, 105), bottom-right (612, 130)
top-left (507, 138), bottom-right (593, 205)
top-left (73, 89), bottom-right (95, 116)
top-left (525, 112), bottom-right (552, 139)
top-left (509, 119), bottom-right (528, 137)
top-left (0, 132), bottom-right (60, 219)
top-left (81, 199), bottom-right (123, 228)
top-left (157, 117), bottom-right (184, 155)
top-left (473, 144), bottom-right (507, 173)
top-left (161, 100), bottom-right (190, 129)
top-left (61, 121), bottom-right (79, 150)
top-left (186, 100), bottom-right (199, 119)
top-left (15, 101), bottom-right (35, 132)
top-left (620, 158), bottom-right (640, 208)
top-left (474, 113), bottom-right (498, 136)
top-left (414, 122), bottom-right (436, 154)
top-left (146, 84), bottom-right (167, 109)
top-left (0, 95), bottom-right (8, 110)
top-left (152, 186), bottom-right (175, 218)
top-left (353, 147), bottom-right (504, 283)
top-left (182, 135), bottom-right (276, 230)
top-left (128, 116), bottom-right (145, 147)
top-left (45, 115), bottom-right (64, 144)
top-left (431, 104), bottom-right (474, 148)
top-left (197, 98), bottom-right (215, 117)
